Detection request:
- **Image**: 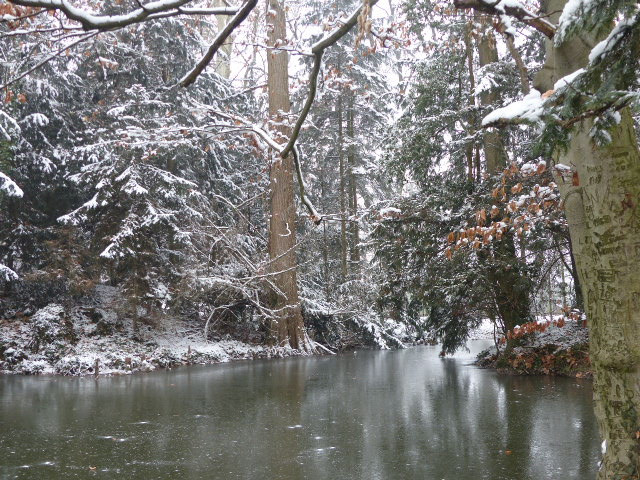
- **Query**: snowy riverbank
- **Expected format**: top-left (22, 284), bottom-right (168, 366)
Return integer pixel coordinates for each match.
top-left (0, 281), bottom-right (417, 376)
top-left (0, 303), bottom-right (303, 376)
top-left (475, 318), bottom-right (591, 377)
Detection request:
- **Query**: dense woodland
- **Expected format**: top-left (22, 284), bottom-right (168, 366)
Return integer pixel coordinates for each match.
top-left (0, 0), bottom-right (639, 478)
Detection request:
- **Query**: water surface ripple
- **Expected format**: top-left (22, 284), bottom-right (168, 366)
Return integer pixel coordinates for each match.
top-left (0, 342), bottom-right (599, 479)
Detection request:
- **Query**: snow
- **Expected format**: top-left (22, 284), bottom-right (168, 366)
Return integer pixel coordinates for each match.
top-left (482, 0), bottom-right (552, 36)
top-left (525, 317), bottom-right (589, 350)
top-left (379, 207), bottom-right (401, 217)
top-left (123, 179), bottom-right (149, 195)
top-left (554, 163), bottom-right (572, 172)
top-left (482, 89), bottom-right (544, 126)
top-left (22, 113), bottom-right (50, 128)
top-left (0, 172), bottom-right (23, 197)
top-left (474, 70), bottom-right (498, 97)
top-left (553, 68), bottom-right (584, 91)
top-left (556, 0), bottom-right (592, 41)
top-left (468, 319), bottom-right (498, 341)
top-left (0, 264), bottom-right (19, 281)
top-left (589, 13), bottom-right (640, 64)
top-left (612, 111), bottom-right (621, 124)
top-left (15, 0), bottom-right (212, 29)
top-left (520, 160), bottom-right (546, 175)
top-left (0, 301), bottom-right (300, 376)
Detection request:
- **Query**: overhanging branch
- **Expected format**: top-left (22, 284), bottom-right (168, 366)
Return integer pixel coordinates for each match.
top-left (179, 0), bottom-right (258, 87)
top-left (453, 0), bottom-right (556, 39)
top-left (274, 0), bottom-right (380, 225)
top-left (8, 0), bottom-right (238, 31)
top-left (280, 0), bottom-right (380, 158)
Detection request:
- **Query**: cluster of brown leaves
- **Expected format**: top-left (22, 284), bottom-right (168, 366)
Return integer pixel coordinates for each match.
top-left (503, 318), bottom-right (566, 342)
top-left (445, 161), bottom-right (563, 260)
top-left (355, 0), bottom-right (372, 48)
top-left (506, 343), bottom-right (590, 376)
top-left (4, 90), bottom-right (27, 104)
top-left (0, 2), bottom-right (40, 30)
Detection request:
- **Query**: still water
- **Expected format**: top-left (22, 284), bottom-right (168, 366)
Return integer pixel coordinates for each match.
top-left (0, 342), bottom-right (600, 479)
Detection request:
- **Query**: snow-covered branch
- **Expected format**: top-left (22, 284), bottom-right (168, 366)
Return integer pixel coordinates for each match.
top-left (8, 0), bottom-right (238, 31)
top-left (280, 0), bottom-right (380, 159)
top-left (482, 89), bottom-right (545, 127)
top-left (0, 171), bottom-right (23, 197)
top-left (205, 109), bottom-right (321, 224)
top-left (179, 0), bottom-right (258, 87)
top-left (453, 0), bottom-right (557, 38)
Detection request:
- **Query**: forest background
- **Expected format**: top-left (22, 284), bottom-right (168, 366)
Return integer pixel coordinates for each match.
top-left (1, 0), bottom-right (639, 477)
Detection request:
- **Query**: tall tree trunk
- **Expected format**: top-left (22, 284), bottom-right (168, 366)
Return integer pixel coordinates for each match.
top-left (214, 0), bottom-right (233, 79)
top-left (338, 96), bottom-right (348, 281)
top-left (319, 142), bottom-right (330, 301)
top-left (266, 0), bottom-right (311, 352)
top-left (347, 93), bottom-right (360, 275)
top-left (245, 6), bottom-right (260, 86)
top-left (477, 22), bottom-right (507, 172)
top-left (534, 1), bottom-right (640, 476)
top-left (560, 110), bottom-right (640, 480)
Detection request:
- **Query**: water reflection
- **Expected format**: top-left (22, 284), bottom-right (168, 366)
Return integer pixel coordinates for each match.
top-left (0, 343), bottom-right (599, 479)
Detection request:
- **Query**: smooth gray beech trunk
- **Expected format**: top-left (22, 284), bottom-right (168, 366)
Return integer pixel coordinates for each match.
top-left (214, 0), bottom-right (233, 78)
top-left (534, 1), bottom-right (640, 477)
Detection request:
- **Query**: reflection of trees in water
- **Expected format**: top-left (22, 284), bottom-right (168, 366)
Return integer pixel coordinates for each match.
top-left (0, 349), bottom-right (600, 479)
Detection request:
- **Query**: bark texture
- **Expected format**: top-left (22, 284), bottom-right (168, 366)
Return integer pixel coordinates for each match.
top-left (534, 1), bottom-right (640, 477)
top-left (266, 0), bottom-right (311, 351)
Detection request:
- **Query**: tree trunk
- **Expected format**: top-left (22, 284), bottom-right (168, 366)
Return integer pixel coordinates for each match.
top-left (338, 95), bottom-right (348, 281)
top-left (214, 0), bottom-right (233, 79)
top-left (561, 110), bottom-right (640, 480)
top-left (477, 22), bottom-right (508, 173)
top-left (266, 0), bottom-right (311, 352)
top-left (347, 93), bottom-right (360, 275)
top-left (476, 19), bottom-right (531, 344)
top-left (535, 1), bottom-right (640, 476)
top-left (319, 141), bottom-right (330, 301)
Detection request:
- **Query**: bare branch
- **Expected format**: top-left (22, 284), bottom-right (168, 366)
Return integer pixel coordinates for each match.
top-left (205, 109), bottom-right (322, 224)
top-left (178, 0), bottom-right (258, 87)
top-left (503, 34), bottom-right (530, 94)
top-left (8, 0), bottom-right (238, 31)
top-left (453, 0), bottom-right (556, 39)
top-left (280, 0), bottom-right (380, 159)
top-left (258, 0), bottom-right (381, 225)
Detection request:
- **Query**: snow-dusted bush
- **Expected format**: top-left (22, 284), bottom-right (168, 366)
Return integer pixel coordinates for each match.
top-left (26, 304), bottom-right (76, 356)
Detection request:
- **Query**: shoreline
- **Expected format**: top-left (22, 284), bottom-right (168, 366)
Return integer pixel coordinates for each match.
top-left (473, 321), bottom-right (591, 378)
top-left (0, 303), bottom-right (314, 377)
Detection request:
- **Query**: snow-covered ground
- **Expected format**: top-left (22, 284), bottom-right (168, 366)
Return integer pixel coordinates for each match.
top-left (475, 316), bottom-right (591, 377)
top-left (0, 303), bottom-right (300, 376)
top-left (468, 319), bottom-right (498, 341)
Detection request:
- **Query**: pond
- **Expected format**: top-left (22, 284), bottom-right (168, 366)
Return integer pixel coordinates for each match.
top-left (0, 341), bottom-right (600, 479)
